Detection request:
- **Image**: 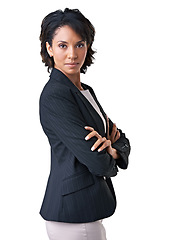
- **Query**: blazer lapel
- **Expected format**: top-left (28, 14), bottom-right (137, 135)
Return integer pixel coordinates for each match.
top-left (50, 68), bottom-right (107, 137)
top-left (81, 84), bottom-right (108, 135)
top-left (74, 90), bottom-right (106, 137)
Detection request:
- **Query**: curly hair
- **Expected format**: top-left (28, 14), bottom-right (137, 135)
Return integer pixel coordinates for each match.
top-left (39, 8), bottom-right (96, 73)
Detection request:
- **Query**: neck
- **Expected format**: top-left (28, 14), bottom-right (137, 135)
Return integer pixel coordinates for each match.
top-left (54, 67), bottom-right (83, 90)
top-left (68, 73), bottom-right (82, 90)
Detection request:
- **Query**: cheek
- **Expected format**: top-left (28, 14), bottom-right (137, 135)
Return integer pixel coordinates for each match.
top-left (81, 49), bottom-right (88, 61)
top-left (53, 50), bottom-right (64, 61)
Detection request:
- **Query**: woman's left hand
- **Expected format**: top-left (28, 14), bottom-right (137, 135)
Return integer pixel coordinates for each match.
top-left (84, 126), bottom-right (119, 159)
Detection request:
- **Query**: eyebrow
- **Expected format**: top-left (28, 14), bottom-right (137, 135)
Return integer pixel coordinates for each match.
top-left (57, 40), bottom-right (85, 44)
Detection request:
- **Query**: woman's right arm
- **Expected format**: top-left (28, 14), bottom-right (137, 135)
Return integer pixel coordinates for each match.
top-left (84, 126), bottom-right (120, 160)
top-left (40, 93), bottom-right (118, 178)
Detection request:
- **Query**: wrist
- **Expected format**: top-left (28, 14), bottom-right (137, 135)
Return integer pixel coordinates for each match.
top-left (112, 148), bottom-right (120, 159)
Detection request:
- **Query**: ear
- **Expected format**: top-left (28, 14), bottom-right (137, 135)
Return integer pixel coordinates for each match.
top-left (87, 43), bottom-right (90, 50)
top-left (46, 42), bottom-right (53, 57)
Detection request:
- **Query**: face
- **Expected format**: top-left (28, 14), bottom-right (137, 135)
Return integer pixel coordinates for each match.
top-left (46, 25), bottom-right (88, 80)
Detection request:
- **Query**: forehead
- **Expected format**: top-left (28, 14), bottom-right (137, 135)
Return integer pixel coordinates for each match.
top-left (53, 25), bottom-right (83, 42)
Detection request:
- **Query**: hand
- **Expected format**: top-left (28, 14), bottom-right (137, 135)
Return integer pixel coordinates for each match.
top-left (106, 116), bottom-right (120, 144)
top-left (85, 126), bottom-right (119, 159)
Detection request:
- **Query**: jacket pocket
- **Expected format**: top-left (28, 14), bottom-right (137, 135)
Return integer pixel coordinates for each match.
top-left (61, 171), bottom-right (94, 196)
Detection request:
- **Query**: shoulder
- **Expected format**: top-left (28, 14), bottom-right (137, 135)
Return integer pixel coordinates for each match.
top-left (40, 78), bottom-right (70, 97)
top-left (40, 78), bottom-right (74, 106)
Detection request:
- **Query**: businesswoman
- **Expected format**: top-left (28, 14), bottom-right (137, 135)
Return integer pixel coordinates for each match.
top-left (39, 8), bottom-right (130, 240)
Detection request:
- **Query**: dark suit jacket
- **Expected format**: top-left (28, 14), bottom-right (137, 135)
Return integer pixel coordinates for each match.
top-left (39, 68), bottom-right (130, 223)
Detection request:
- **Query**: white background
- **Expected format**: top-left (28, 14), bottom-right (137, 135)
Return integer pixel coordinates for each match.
top-left (0, 0), bottom-right (177, 239)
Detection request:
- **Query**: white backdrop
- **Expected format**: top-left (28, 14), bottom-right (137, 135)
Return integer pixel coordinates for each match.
top-left (0, 0), bottom-right (177, 239)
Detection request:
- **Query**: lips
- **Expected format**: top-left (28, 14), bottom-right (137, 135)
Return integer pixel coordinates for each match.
top-left (65, 62), bottom-right (78, 66)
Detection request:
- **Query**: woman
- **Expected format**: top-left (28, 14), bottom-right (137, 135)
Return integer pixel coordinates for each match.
top-left (39, 8), bottom-right (130, 240)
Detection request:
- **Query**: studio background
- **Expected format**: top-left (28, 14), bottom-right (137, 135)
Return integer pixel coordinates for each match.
top-left (0, 0), bottom-right (176, 239)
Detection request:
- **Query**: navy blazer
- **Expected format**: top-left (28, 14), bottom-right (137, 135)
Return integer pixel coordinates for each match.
top-left (39, 68), bottom-right (130, 223)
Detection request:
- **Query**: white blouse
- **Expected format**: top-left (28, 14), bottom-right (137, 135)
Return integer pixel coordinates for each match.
top-left (80, 89), bottom-right (106, 133)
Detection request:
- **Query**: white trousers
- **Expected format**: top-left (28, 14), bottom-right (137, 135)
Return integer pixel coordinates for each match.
top-left (46, 220), bottom-right (107, 240)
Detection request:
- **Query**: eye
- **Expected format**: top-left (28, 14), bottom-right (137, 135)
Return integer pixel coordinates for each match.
top-left (76, 43), bottom-right (85, 48)
top-left (59, 44), bottom-right (67, 49)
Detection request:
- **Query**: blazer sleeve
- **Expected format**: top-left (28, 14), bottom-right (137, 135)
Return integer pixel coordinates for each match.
top-left (40, 93), bottom-right (118, 178)
top-left (108, 118), bottom-right (131, 169)
top-left (85, 84), bottom-right (131, 170)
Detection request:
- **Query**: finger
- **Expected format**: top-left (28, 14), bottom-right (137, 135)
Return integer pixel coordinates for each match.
top-left (85, 126), bottom-right (94, 131)
top-left (114, 130), bottom-right (120, 141)
top-left (98, 139), bottom-right (111, 152)
top-left (110, 123), bottom-right (117, 140)
top-left (111, 124), bottom-right (120, 142)
top-left (91, 137), bottom-right (107, 151)
top-left (106, 115), bottom-right (110, 140)
top-left (85, 130), bottom-right (101, 141)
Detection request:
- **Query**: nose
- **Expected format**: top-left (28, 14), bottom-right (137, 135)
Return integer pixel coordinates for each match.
top-left (67, 46), bottom-right (77, 60)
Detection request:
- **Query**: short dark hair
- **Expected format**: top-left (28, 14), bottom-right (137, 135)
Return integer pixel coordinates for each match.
top-left (39, 8), bottom-right (96, 73)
